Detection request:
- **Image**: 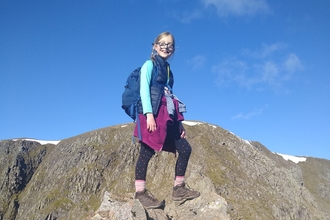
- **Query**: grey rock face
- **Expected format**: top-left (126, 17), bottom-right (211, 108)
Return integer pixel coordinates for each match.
top-left (91, 189), bottom-right (229, 220)
top-left (0, 139), bottom-right (52, 220)
top-left (0, 122), bottom-right (329, 220)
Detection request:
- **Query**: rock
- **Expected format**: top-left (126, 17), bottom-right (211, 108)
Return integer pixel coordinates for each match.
top-left (166, 192), bottom-right (230, 220)
top-left (91, 191), bottom-right (137, 220)
top-left (90, 190), bottom-right (229, 220)
top-left (131, 200), bottom-right (147, 220)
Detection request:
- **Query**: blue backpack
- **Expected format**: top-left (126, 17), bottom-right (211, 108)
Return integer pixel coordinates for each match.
top-left (121, 63), bottom-right (159, 141)
top-left (121, 62), bottom-right (161, 120)
top-left (121, 67), bottom-right (142, 121)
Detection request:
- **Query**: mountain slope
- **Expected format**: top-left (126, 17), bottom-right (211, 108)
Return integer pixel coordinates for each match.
top-left (0, 121), bottom-right (329, 219)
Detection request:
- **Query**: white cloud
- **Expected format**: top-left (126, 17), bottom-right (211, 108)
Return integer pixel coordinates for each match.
top-left (213, 43), bottom-right (304, 90)
top-left (188, 55), bottom-right (206, 69)
top-left (213, 57), bottom-right (260, 88)
top-left (174, 9), bottom-right (203, 23)
top-left (283, 53), bottom-right (304, 73)
top-left (173, 0), bottom-right (269, 23)
top-left (243, 43), bottom-right (287, 58)
top-left (232, 107), bottom-right (264, 120)
top-left (202, 0), bottom-right (269, 17)
top-left (258, 61), bottom-right (280, 85)
top-left (260, 43), bottom-right (286, 58)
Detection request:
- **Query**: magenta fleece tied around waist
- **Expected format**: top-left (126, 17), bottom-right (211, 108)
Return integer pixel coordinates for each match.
top-left (134, 97), bottom-right (184, 152)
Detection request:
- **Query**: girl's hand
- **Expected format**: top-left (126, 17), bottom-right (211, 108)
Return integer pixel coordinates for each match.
top-left (146, 113), bottom-right (156, 132)
top-left (179, 123), bottom-right (186, 138)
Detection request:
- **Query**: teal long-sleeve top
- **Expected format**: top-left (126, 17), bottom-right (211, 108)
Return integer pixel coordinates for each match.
top-left (140, 60), bottom-right (154, 114)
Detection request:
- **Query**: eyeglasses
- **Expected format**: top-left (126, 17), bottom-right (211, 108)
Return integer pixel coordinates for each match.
top-left (156, 42), bottom-right (174, 50)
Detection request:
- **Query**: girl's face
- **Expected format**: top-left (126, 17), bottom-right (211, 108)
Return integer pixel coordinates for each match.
top-left (154, 35), bottom-right (174, 60)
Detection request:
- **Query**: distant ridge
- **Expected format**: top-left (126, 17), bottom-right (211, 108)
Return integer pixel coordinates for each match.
top-left (0, 121), bottom-right (329, 219)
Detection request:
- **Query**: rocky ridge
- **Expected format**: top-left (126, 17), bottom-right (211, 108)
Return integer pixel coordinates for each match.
top-left (0, 121), bottom-right (330, 219)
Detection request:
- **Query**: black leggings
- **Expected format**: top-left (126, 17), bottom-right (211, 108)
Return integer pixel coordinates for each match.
top-left (135, 138), bottom-right (192, 180)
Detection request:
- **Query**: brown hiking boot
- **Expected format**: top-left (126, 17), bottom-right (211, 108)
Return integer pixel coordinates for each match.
top-left (134, 189), bottom-right (164, 209)
top-left (172, 182), bottom-right (200, 201)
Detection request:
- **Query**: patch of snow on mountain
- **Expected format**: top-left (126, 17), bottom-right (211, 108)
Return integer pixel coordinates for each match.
top-left (276, 153), bottom-right (307, 163)
top-left (182, 121), bottom-right (218, 128)
top-left (182, 121), bottom-right (202, 126)
top-left (13, 138), bottom-right (60, 145)
top-left (208, 124), bottom-right (217, 128)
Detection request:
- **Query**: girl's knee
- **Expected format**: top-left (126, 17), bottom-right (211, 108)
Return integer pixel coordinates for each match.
top-left (176, 139), bottom-right (192, 156)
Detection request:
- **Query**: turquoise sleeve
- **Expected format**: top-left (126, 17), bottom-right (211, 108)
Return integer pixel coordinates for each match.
top-left (140, 60), bottom-right (153, 114)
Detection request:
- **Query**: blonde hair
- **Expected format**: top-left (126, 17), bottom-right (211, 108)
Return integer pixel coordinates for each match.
top-left (151, 32), bottom-right (175, 60)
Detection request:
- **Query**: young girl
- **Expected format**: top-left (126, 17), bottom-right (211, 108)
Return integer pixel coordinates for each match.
top-left (134, 32), bottom-right (200, 209)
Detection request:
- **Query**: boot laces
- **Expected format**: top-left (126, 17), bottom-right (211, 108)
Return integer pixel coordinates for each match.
top-left (143, 189), bottom-right (159, 202)
top-left (178, 183), bottom-right (195, 193)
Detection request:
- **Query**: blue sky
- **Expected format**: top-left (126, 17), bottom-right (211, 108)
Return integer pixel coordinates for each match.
top-left (1, 0), bottom-right (329, 159)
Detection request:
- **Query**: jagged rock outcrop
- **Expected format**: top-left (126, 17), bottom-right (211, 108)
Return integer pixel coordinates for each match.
top-left (0, 139), bottom-right (54, 220)
top-left (91, 190), bottom-right (229, 220)
top-left (0, 121), bottom-right (329, 219)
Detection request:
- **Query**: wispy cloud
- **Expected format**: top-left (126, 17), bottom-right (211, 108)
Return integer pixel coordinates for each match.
top-left (173, 9), bottom-right (203, 23)
top-left (242, 43), bottom-right (287, 58)
top-left (232, 106), bottom-right (267, 120)
top-left (187, 55), bottom-right (206, 69)
top-left (283, 53), bottom-right (304, 73)
top-left (212, 58), bottom-right (253, 87)
top-left (212, 43), bottom-right (304, 90)
top-left (173, 0), bottom-right (270, 23)
top-left (202, 0), bottom-right (270, 17)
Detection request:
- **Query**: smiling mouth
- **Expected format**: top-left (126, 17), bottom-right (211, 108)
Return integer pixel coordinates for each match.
top-left (161, 49), bottom-right (172, 54)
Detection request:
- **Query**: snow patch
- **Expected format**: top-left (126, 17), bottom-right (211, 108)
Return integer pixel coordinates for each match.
top-left (182, 121), bottom-right (203, 126)
top-left (13, 138), bottom-right (60, 145)
top-left (208, 124), bottom-right (217, 128)
top-left (182, 121), bottom-right (217, 128)
top-left (276, 153), bottom-right (306, 163)
top-left (121, 125), bottom-right (128, 128)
